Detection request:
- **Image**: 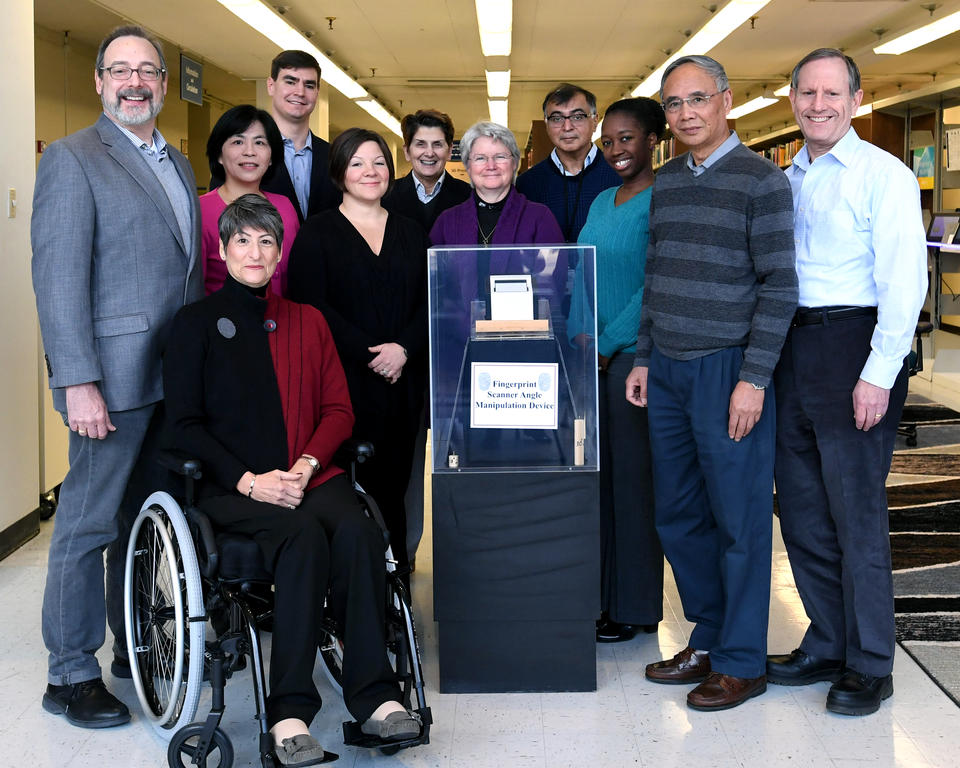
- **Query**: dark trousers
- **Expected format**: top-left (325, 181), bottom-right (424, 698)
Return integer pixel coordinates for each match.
top-left (774, 315), bottom-right (908, 677)
top-left (647, 346), bottom-right (774, 678)
top-left (355, 426), bottom-right (418, 574)
top-left (201, 474), bottom-right (400, 726)
top-left (599, 352), bottom-right (663, 625)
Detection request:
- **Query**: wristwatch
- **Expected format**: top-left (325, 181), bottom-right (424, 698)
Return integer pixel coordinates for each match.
top-left (750, 382), bottom-right (766, 391)
top-left (300, 455), bottom-right (320, 472)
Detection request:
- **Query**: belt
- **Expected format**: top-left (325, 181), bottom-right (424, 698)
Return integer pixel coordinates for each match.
top-left (792, 305), bottom-right (877, 327)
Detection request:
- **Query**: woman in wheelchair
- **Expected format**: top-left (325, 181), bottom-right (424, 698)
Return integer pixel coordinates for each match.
top-left (161, 194), bottom-right (422, 766)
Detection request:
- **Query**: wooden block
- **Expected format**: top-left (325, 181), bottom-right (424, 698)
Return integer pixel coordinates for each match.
top-left (474, 319), bottom-right (549, 333)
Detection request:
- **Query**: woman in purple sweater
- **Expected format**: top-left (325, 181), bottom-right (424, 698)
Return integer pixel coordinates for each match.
top-left (429, 122), bottom-right (564, 302)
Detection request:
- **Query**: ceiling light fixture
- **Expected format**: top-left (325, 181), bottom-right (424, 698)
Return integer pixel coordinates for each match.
top-left (486, 70), bottom-right (511, 99)
top-left (355, 99), bottom-right (402, 136)
top-left (476, 0), bottom-right (513, 56)
top-left (217, 0), bottom-right (402, 136)
top-left (773, 83), bottom-right (791, 97)
top-left (488, 98), bottom-right (509, 126)
top-left (632, 0), bottom-right (772, 98)
top-left (727, 95), bottom-right (779, 119)
top-left (874, 9), bottom-right (960, 55)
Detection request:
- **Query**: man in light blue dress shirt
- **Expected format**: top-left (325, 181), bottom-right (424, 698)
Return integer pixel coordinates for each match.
top-left (766, 49), bottom-right (927, 716)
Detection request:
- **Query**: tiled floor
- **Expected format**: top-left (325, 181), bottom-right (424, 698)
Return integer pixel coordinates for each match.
top-left (2, 502), bottom-right (958, 767)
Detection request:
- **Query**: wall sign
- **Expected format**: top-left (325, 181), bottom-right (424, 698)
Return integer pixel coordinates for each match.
top-left (470, 362), bottom-right (558, 429)
top-left (180, 54), bottom-right (203, 106)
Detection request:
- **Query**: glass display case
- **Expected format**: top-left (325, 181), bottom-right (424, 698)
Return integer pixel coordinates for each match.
top-left (428, 244), bottom-right (598, 473)
top-left (427, 244), bottom-right (601, 693)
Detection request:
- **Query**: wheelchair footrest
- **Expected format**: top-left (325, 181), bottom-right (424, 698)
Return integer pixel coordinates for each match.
top-left (341, 707), bottom-right (432, 752)
top-left (265, 749), bottom-right (339, 765)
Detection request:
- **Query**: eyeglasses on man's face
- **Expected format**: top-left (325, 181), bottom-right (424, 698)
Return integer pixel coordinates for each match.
top-left (545, 111), bottom-right (594, 125)
top-left (98, 64), bottom-right (165, 82)
top-left (662, 92), bottom-right (724, 113)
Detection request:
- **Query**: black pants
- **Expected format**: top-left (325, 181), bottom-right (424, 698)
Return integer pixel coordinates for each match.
top-left (354, 422), bottom-right (418, 575)
top-left (774, 315), bottom-right (907, 677)
top-left (201, 474), bottom-right (401, 726)
top-left (598, 352), bottom-right (663, 624)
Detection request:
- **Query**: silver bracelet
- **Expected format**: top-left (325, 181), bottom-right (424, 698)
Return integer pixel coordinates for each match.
top-left (248, 475), bottom-right (256, 498)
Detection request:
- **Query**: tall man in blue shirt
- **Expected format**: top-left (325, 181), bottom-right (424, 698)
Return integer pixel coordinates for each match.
top-left (766, 49), bottom-right (927, 716)
top-left (263, 50), bottom-right (340, 221)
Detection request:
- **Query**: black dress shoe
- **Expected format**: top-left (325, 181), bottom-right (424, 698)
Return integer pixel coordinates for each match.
top-left (767, 648), bottom-right (843, 686)
top-left (42, 679), bottom-right (131, 728)
top-left (826, 670), bottom-right (893, 716)
top-left (596, 618), bottom-right (638, 643)
top-left (641, 623), bottom-right (659, 634)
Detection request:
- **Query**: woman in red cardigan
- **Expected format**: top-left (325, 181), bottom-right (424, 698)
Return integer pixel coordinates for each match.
top-left (163, 195), bottom-right (421, 766)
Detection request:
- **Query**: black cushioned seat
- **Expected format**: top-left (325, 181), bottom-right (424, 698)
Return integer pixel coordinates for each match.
top-left (215, 533), bottom-right (271, 581)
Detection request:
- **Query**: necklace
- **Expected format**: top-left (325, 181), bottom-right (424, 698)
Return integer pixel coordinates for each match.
top-left (478, 221), bottom-right (497, 245)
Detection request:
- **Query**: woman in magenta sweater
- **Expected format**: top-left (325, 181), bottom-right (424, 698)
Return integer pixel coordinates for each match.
top-left (199, 105), bottom-right (299, 296)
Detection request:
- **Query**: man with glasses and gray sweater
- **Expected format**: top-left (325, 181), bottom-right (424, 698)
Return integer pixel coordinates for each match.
top-left (626, 54), bottom-right (797, 712)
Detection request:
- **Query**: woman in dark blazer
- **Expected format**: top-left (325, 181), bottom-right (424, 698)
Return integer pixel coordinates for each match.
top-left (382, 108), bottom-right (471, 234)
top-left (288, 128), bottom-right (429, 579)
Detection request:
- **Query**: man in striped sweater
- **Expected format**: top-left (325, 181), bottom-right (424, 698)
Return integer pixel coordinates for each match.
top-left (625, 55), bottom-right (797, 711)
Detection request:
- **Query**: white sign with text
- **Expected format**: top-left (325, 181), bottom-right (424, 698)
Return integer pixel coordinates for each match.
top-left (470, 362), bottom-right (559, 429)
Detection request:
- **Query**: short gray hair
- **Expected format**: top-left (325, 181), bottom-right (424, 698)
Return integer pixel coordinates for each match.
top-left (791, 48), bottom-right (861, 96)
top-left (660, 55), bottom-right (729, 102)
top-left (218, 194), bottom-right (284, 249)
top-left (460, 122), bottom-right (521, 169)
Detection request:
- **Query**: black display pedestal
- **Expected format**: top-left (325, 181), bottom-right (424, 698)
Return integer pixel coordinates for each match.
top-left (432, 470), bottom-right (599, 692)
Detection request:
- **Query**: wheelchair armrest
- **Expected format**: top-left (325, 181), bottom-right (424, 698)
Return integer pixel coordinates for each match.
top-left (917, 321), bottom-right (934, 336)
top-left (186, 507), bottom-right (219, 579)
top-left (336, 439), bottom-right (375, 465)
top-left (157, 449), bottom-right (203, 480)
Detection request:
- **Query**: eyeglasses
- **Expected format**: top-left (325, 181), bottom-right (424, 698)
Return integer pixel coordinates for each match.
top-left (469, 154), bottom-right (513, 166)
top-left (545, 111), bottom-right (594, 125)
top-left (662, 92), bottom-right (723, 113)
top-left (98, 65), bottom-right (165, 82)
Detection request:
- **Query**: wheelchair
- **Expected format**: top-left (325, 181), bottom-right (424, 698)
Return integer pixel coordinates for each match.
top-left (122, 440), bottom-right (432, 767)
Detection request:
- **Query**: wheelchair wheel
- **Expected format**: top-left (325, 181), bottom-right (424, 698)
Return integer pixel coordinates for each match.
top-left (167, 723), bottom-right (234, 768)
top-left (125, 491), bottom-right (205, 735)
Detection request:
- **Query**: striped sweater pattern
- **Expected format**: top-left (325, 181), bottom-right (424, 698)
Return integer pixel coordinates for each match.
top-left (634, 142), bottom-right (798, 386)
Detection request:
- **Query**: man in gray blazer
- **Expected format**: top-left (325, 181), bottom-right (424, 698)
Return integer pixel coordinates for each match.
top-left (31, 25), bottom-right (202, 728)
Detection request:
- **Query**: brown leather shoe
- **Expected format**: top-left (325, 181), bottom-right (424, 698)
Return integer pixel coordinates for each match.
top-left (645, 646), bottom-right (711, 685)
top-left (687, 672), bottom-right (767, 711)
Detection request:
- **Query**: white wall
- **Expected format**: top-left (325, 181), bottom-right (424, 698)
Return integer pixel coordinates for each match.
top-left (0, 0), bottom-right (40, 531)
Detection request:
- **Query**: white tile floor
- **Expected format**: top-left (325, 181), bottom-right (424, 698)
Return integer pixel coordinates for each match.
top-left (2, 507), bottom-right (958, 767)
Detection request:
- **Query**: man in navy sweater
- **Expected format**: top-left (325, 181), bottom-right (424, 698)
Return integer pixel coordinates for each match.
top-left (516, 83), bottom-right (620, 244)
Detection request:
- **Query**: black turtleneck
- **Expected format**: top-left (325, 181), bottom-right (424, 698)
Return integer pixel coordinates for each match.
top-left (162, 274), bottom-right (289, 497)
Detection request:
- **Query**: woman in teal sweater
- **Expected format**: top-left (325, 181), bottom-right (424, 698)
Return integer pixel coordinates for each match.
top-left (572, 97), bottom-right (666, 642)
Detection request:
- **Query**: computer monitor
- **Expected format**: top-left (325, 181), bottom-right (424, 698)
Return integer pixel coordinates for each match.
top-left (927, 212), bottom-right (960, 245)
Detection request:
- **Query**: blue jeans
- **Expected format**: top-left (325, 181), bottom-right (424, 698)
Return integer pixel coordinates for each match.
top-left (647, 346), bottom-right (774, 678)
top-left (42, 404), bottom-right (155, 685)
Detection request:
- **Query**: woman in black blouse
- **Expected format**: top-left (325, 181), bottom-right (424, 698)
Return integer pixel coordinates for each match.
top-left (288, 128), bottom-right (428, 578)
